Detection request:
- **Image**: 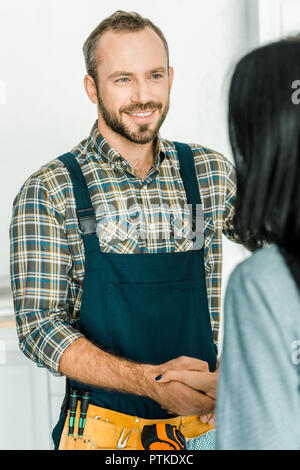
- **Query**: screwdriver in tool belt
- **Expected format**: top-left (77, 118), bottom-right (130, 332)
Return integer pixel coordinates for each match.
top-left (78, 391), bottom-right (90, 437)
top-left (68, 388), bottom-right (79, 436)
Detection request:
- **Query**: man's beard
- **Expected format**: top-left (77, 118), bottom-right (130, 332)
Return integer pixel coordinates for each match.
top-left (96, 90), bottom-right (169, 144)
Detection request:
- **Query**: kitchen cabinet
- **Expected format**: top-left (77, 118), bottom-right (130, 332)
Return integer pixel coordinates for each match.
top-left (0, 325), bottom-right (52, 449)
top-left (0, 322), bottom-right (67, 450)
top-left (0, 280), bottom-right (65, 450)
top-left (0, 324), bottom-right (67, 450)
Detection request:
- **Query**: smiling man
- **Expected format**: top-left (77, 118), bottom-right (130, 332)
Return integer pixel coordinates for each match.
top-left (84, 19), bottom-right (172, 180)
top-left (93, 30), bottom-right (169, 143)
top-left (9, 11), bottom-right (240, 450)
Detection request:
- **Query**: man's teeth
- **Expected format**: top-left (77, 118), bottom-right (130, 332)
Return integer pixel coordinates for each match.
top-left (128, 111), bottom-right (153, 117)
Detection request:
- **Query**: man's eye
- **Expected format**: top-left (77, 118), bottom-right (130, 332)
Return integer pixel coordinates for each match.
top-left (151, 74), bottom-right (162, 79)
top-left (116, 77), bottom-right (129, 83)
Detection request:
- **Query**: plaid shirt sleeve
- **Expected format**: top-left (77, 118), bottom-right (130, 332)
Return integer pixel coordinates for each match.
top-left (9, 171), bottom-right (84, 376)
top-left (222, 158), bottom-right (241, 243)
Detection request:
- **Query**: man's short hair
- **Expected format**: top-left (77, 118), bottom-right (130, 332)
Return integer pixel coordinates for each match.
top-left (83, 10), bottom-right (170, 86)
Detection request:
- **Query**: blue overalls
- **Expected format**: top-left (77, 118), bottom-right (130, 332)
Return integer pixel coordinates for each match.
top-left (52, 141), bottom-right (217, 449)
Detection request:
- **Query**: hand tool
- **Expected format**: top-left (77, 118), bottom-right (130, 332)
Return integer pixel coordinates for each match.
top-left (68, 388), bottom-right (79, 436)
top-left (77, 390), bottom-right (90, 437)
top-left (117, 427), bottom-right (132, 449)
top-left (139, 423), bottom-right (186, 450)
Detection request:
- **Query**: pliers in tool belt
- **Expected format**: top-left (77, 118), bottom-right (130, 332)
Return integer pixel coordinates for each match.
top-left (116, 427), bottom-right (131, 449)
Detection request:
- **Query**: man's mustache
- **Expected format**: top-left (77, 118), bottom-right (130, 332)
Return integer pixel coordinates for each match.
top-left (121, 102), bottom-right (163, 113)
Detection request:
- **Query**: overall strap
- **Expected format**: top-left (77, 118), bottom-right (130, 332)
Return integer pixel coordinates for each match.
top-left (58, 152), bottom-right (100, 254)
top-left (174, 142), bottom-right (203, 245)
top-left (173, 142), bottom-right (202, 206)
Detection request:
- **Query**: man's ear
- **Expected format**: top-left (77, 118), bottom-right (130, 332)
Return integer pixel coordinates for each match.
top-left (83, 74), bottom-right (98, 104)
top-left (168, 66), bottom-right (174, 90)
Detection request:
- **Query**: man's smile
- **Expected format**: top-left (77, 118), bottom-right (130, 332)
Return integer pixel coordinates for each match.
top-left (124, 109), bottom-right (157, 123)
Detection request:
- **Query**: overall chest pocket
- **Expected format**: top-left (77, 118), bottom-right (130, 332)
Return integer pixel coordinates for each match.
top-left (106, 278), bottom-right (210, 365)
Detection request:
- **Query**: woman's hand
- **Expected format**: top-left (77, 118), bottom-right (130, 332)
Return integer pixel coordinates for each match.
top-left (151, 356), bottom-right (218, 424)
top-left (156, 369), bottom-right (218, 400)
top-left (156, 369), bottom-right (218, 424)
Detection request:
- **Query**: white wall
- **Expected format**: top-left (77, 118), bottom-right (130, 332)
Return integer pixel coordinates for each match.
top-left (258, 0), bottom-right (300, 44)
top-left (0, 0), bottom-right (255, 282)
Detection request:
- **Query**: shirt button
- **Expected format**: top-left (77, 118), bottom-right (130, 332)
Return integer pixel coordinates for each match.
top-left (150, 223), bottom-right (156, 230)
top-left (105, 235), bottom-right (112, 242)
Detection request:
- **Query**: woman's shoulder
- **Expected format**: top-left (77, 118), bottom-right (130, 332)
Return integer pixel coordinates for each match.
top-left (230, 244), bottom-right (291, 285)
top-left (227, 244), bottom-right (300, 321)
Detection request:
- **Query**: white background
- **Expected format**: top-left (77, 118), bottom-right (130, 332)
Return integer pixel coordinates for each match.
top-left (0, 0), bottom-right (255, 282)
top-left (0, 0), bottom-right (300, 450)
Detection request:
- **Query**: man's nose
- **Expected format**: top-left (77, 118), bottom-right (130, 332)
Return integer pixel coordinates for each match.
top-left (131, 79), bottom-right (152, 104)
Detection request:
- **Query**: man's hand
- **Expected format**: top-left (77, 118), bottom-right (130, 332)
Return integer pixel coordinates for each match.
top-left (143, 356), bottom-right (216, 416)
top-left (156, 369), bottom-right (218, 425)
top-left (147, 371), bottom-right (215, 416)
top-left (199, 412), bottom-right (215, 426)
top-left (60, 343), bottom-right (216, 417)
top-left (157, 370), bottom-right (218, 400)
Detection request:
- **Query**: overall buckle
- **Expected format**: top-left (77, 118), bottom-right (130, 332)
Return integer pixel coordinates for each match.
top-left (189, 204), bottom-right (204, 250)
top-left (77, 208), bottom-right (96, 235)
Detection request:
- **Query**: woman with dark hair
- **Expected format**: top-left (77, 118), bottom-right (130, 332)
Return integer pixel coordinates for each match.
top-left (214, 35), bottom-right (300, 450)
top-left (157, 36), bottom-right (300, 449)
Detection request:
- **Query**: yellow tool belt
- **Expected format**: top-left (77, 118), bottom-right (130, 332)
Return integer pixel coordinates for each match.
top-left (59, 402), bottom-right (214, 450)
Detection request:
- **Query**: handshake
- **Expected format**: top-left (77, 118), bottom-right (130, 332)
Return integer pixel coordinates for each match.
top-left (143, 356), bottom-right (218, 425)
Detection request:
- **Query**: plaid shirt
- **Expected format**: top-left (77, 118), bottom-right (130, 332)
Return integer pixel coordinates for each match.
top-left (9, 120), bottom-right (240, 376)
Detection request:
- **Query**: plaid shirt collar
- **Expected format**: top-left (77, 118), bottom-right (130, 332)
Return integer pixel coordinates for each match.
top-left (87, 119), bottom-right (172, 168)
